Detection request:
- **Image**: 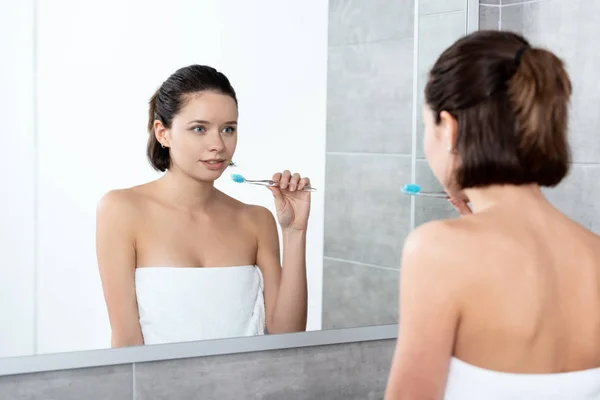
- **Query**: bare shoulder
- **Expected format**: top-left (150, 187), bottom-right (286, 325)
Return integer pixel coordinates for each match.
top-left (592, 233), bottom-right (600, 255)
top-left (214, 192), bottom-right (277, 231)
top-left (571, 222), bottom-right (600, 264)
top-left (244, 204), bottom-right (277, 231)
top-left (404, 218), bottom-right (474, 265)
top-left (398, 220), bottom-right (477, 320)
top-left (96, 185), bottom-right (150, 224)
top-left (572, 219), bottom-right (600, 249)
top-left (401, 217), bottom-right (486, 289)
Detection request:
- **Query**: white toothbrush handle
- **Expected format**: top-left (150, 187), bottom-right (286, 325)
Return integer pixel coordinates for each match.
top-left (246, 180), bottom-right (317, 192)
top-left (402, 191), bottom-right (448, 198)
top-left (416, 192), bottom-right (448, 198)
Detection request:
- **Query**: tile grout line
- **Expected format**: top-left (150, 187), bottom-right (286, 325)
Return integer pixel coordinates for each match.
top-left (133, 363), bottom-right (136, 400)
top-left (420, 9), bottom-right (468, 17)
top-left (413, 156), bottom-right (599, 166)
top-left (324, 256), bottom-right (400, 272)
top-left (571, 162), bottom-right (600, 166)
top-left (325, 157), bottom-right (600, 165)
top-left (480, 0), bottom-right (552, 7)
top-left (326, 151), bottom-right (412, 157)
top-left (328, 35), bottom-right (413, 49)
top-left (410, 0), bottom-right (419, 231)
top-left (501, 0), bottom-right (551, 7)
top-left (499, 2), bottom-right (502, 29)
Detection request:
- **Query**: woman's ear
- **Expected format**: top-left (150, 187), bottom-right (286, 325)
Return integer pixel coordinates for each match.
top-left (154, 120), bottom-right (170, 148)
top-left (439, 110), bottom-right (458, 152)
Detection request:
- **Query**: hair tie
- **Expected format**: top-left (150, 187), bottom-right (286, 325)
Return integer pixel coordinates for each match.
top-left (515, 46), bottom-right (529, 67)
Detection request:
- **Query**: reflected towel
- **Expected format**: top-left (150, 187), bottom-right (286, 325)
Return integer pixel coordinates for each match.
top-left (135, 265), bottom-right (265, 345)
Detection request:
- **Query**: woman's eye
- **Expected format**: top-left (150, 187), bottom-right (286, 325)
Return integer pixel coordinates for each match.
top-left (222, 126), bottom-right (236, 134)
top-left (192, 126), bottom-right (205, 133)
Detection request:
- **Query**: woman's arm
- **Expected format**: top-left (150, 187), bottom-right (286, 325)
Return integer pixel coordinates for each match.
top-left (385, 221), bottom-right (463, 400)
top-left (96, 190), bottom-right (144, 347)
top-left (253, 206), bottom-right (308, 333)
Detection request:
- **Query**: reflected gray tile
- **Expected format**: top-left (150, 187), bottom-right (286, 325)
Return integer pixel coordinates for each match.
top-left (480, 5), bottom-right (500, 30)
top-left (415, 10), bottom-right (467, 157)
top-left (328, 0), bottom-right (414, 46)
top-left (322, 258), bottom-right (399, 330)
top-left (418, 10), bottom-right (467, 78)
top-left (327, 39), bottom-right (414, 154)
top-left (420, 0), bottom-right (467, 15)
top-left (501, 0), bottom-right (600, 163)
top-left (0, 365), bottom-right (133, 400)
top-left (324, 154), bottom-right (412, 268)
top-left (480, 0), bottom-right (500, 4)
top-left (543, 164), bottom-right (600, 235)
top-left (414, 160), bottom-right (457, 226)
top-left (502, 0), bottom-right (534, 4)
top-left (135, 340), bottom-right (395, 400)
top-left (500, 1), bottom-right (553, 33)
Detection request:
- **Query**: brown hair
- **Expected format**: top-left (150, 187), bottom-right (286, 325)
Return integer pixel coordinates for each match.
top-left (147, 65), bottom-right (238, 171)
top-left (425, 30), bottom-right (572, 189)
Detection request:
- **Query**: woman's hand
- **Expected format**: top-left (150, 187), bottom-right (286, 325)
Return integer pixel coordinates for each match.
top-left (268, 170), bottom-right (311, 231)
top-left (448, 197), bottom-right (472, 216)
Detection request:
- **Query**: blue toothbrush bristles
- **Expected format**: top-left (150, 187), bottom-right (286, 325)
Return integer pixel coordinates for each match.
top-left (230, 173), bottom-right (246, 183)
top-left (401, 183), bottom-right (422, 195)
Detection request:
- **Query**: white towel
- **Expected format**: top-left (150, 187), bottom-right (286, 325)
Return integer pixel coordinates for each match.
top-left (444, 356), bottom-right (600, 399)
top-left (135, 265), bottom-right (265, 345)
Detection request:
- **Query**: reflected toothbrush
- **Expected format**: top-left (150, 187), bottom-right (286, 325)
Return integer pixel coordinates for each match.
top-left (401, 183), bottom-right (448, 198)
top-left (231, 173), bottom-right (317, 192)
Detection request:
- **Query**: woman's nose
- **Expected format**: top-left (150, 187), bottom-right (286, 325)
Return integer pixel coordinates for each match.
top-left (207, 133), bottom-right (225, 152)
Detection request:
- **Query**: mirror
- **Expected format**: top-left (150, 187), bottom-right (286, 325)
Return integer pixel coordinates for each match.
top-left (1, 0), bottom-right (472, 360)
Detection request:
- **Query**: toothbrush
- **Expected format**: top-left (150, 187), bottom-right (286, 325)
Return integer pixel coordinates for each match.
top-left (231, 173), bottom-right (317, 192)
top-left (401, 183), bottom-right (448, 198)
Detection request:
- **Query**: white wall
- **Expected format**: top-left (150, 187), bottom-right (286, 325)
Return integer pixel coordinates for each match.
top-left (2, 0), bottom-right (327, 357)
top-left (0, 1), bottom-right (36, 358)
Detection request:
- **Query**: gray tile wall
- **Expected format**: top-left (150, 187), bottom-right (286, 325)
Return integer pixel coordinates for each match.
top-left (323, 0), bottom-right (468, 330)
top-left (0, 365), bottom-right (133, 400)
top-left (323, 0), bottom-right (415, 330)
top-left (323, 0), bottom-right (600, 328)
top-left (0, 339), bottom-right (395, 400)
top-left (489, 0), bottom-right (600, 233)
top-left (479, 2), bottom-right (500, 29)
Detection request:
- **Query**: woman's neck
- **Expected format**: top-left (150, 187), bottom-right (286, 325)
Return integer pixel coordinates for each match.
top-left (158, 169), bottom-right (218, 213)
top-left (463, 183), bottom-right (548, 213)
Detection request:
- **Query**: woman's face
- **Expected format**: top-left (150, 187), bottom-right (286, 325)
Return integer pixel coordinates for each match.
top-left (158, 91), bottom-right (238, 181)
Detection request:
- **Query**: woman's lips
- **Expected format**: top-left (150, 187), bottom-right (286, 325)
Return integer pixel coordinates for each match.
top-left (200, 159), bottom-right (226, 170)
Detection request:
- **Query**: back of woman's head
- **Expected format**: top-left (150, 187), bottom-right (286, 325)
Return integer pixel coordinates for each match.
top-left (147, 65), bottom-right (238, 171)
top-left (425, 30), bottom-right (572, 189)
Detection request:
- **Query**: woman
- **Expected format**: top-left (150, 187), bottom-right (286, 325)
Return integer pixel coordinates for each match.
top-left (385, 31), bottom-right (600, 399)
top-left (96, 65), bottom-right (310, 347)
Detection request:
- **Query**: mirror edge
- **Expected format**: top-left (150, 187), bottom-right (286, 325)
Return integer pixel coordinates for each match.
top-left (0, 324), bottom-right (398, 377)
top-left (467, 0), bottom-right (480, 33)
